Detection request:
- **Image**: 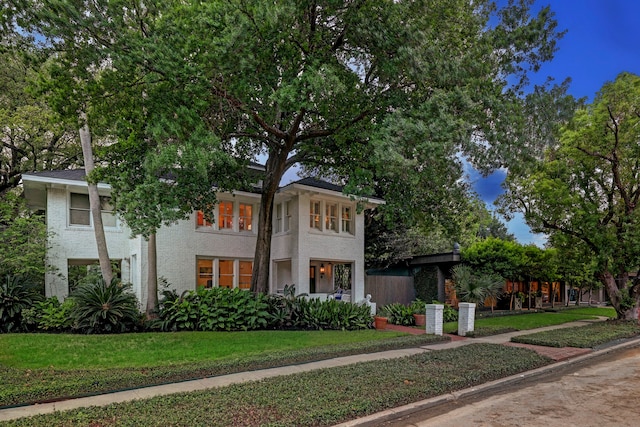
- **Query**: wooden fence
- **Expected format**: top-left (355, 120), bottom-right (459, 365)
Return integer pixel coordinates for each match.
top-left (364, 274), bottom-right (415, 308)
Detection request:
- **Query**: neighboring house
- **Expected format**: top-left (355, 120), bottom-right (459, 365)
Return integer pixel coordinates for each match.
top-left (22, 169), bottom-right (382, 308)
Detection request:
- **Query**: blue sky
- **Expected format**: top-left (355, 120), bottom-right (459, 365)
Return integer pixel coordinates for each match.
top-left (471, 0), bottom-right (640, 245)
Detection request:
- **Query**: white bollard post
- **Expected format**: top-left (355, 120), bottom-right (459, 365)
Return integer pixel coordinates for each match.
top-left (458, 302), bottom-right (476, 337)
top-left (426, 304), bottom-right (444, 336)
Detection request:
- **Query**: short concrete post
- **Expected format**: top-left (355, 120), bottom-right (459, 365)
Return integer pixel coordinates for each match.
top-left (458, 302), bottom-right (476, 337)
top-left (426, 304), bottom-right (444, 336)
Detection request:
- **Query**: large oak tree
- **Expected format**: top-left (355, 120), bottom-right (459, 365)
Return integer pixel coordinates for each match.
top-left (10, 0), bottom-right (564, 294)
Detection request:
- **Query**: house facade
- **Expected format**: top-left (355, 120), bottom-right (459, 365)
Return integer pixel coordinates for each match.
top-left (22, 169), bottom-right (381, 308)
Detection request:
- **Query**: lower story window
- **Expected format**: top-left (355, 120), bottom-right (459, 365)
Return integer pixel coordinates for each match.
top-left (197, 258), bottom-right (252, 290)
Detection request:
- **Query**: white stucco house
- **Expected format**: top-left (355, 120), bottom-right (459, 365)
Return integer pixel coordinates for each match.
top-left (22, 168), bottom-right (382, 308)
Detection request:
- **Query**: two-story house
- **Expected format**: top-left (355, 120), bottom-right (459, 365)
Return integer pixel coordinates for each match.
top-left (21, 169), bottom-right (382, 308)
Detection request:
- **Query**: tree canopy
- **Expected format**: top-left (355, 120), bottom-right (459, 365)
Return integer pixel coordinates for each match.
top-left (8, 0), bottom-right (564, 293)
top-left (500, 72), bottom-right (640, 319)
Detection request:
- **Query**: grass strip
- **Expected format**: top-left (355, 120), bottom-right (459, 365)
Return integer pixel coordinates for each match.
top-left (0, 344), bottom-right (551, 427)
top-left (511, 320), bottom-right (640, 348)
top-left (0, 334), bottom-right (446, 407)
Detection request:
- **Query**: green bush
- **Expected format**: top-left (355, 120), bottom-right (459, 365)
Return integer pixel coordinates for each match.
top-left (438, 301), bottom-right (459, 322)
top-left (21, 297), bottom-right (76, 332)
top-left (297, 298), bottom-right (372, 330)
top-left (379, 303), bottom-right (414, 326)
top-left (0, 275), bottom-right (42, 332)
top-left (70, 279), bottom-right (142, 334)
top-left (158, 287), bottom-right (270, 331)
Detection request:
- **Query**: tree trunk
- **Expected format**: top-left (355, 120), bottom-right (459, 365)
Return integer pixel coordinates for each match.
top-left (79, 115), bottom-right (113, 284)
top-left (146, 232), bottom-right (158, 316)
top-left (250, 149), bottom-right (289, 294)
top-left (599, 271), bottom-right (639, 320)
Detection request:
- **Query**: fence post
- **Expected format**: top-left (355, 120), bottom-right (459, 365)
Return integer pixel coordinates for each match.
top-left (426, 304), bottom-right (444, 336)
top-left (458, 302), bottom-right (476, 337)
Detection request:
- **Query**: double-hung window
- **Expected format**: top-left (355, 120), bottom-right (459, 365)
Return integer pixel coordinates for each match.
top-left (341, 206), bottom-right (353, 235)
top-left (326, 203), bottom-right (338, 232)
top-left (69, 193), bottom-right (115, 227)
top-left (218, 201), bottom-right (234, 230)
top-left (239, 203), bottom-right (252, 231)
top-left (310, 201), bottom-right (321, 230)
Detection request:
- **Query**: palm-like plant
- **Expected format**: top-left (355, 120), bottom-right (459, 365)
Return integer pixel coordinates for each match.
top-left (70, 279), bottom-right (141, 333)
top-left (452, 265), bottom-right (504, 310)
top-left (0, 275), bottom-right (42, 332)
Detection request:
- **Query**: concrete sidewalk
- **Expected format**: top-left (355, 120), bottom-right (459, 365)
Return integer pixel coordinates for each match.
top-left (0, 317), bottom-right (629, 423)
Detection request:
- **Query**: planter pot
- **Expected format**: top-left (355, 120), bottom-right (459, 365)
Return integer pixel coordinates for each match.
top-left (413, 314), bottom-right (426, 327)
top-left (374, 316), bottom-right (388, 330)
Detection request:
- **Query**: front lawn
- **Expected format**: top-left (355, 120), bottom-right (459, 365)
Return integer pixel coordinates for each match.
top-left (0, 331), bottom-right (447, 407)
top-left (443, 306), bottom-right (616, 334)
top-left (0, 344), bottom-right (551, 427)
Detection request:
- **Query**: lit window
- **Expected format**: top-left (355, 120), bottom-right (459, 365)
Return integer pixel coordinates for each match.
top-left (196, 210), bottom-right (213, 228)
top-left (342, 206), bottom-right (353, 235)
top-left (326, 203), bottom-right (338, 232)
top-left (239, 203), bottom-right (252, 231)
top-left (219, 260), bottom-right (234, 288)
top-left (310, 201), bottom-right (321, 230)
top-left (219, 201), bottom-right (233, 229)
top-left (197, 259), bottom-right (214, 288)
top-left (239, 261), bottom-right (252, 290)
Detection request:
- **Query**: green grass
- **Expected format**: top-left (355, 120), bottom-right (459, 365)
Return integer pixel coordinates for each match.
top-left (511, 320), bottom-right (640, 348)
top-left (0, 330), bottom-right (409, 370)
top-left (443, 306), bottom-right (616, 334)
top-left (0, 344), bottom-right (552, 427)
top-left (0, 332), bottom-right (447, 407)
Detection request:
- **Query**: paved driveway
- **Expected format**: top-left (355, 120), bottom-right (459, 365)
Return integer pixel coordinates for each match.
top-left (379, 345), bottom-right (640, 427)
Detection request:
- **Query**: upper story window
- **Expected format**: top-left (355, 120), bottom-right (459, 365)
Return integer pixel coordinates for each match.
top-left (325, 203), bottom-right (338, 232)
top-left (309, 199), bottom-right (355, 235)
top-left (219, 201), bottom-right (233, 230)
top-left (310, 201), bottom-right (321, 230)
top-left (69, 193), bottom-right (115, 227)
top-left (274, 201), bottom-right (291, 234)
top-left (342, 206), bottom-right (353, 235)
top-left (239, 203), bottom-right (252, 231)
top-left (196, 200), bottom-right (254, 233)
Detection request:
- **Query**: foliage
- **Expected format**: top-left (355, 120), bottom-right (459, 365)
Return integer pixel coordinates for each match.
top-left (0, 344), bottom-right (550, 426)
top-left (462, 237), bottom-right (526, 280)
top-left (437, 301), bottom-right (459, 323)
top-left (0, 35), bottom-right (81, 194)
top-left (379, 303), bottom-right (415, 326)
top-left (500, 72), bottom-right (640, 319)
top-left (0, 332), bottom-right (444, 407)
top-left (8, 0), bottom-right (564, 293)
top-left (0, 191), bottom-right (49, 284)
top-left (511, 320), bottom-right (640, 348)
top-left (296, 298), bottom-right (373, 330)
top-left (70, 279), bottom-right (141, 334)
top-left (0, 275), bottom-right (42, 332)
top-left (410, 299), bottom-right (426, 315)
top-left (414, 266), bottom-right (439, 303)
top-left (21, 297), bottom-right (75, 332)
top-left (452, 264), bottom-right (504, 307)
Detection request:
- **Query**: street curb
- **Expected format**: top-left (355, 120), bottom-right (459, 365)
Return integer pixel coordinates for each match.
top-left (333, 336), bottom-right (640, 427)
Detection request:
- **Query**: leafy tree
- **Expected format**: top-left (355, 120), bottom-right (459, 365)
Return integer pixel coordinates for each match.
top-left (0, 189), bottom-right (49, 283)
top-left (462, 237), bottom-right (526, 281)
top-left (451, 264), bottom-right (503, 311)
top-left (501, 72), bottom-right (640, 319)
top-left (0, 35), bottom-right (80, 194)
top-left (10, 0), bottom-right (564, 295)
